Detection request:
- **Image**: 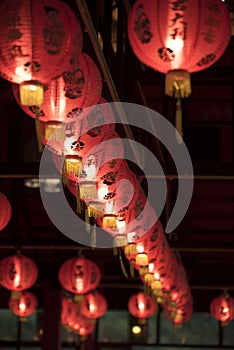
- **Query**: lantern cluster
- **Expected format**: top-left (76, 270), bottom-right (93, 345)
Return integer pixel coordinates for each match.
top-left (59, 257), bottom-right (107, 340)
top-left (124, 220), bottom-right (193, 326)
top-left (0, 254), bottom-right (38, 319)
top-left (61, 291), bottom-right (107, 340)
top-left (210, 293), bottom-right (234, 326)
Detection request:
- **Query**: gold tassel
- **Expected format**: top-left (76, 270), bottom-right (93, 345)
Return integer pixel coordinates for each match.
top-left (85, 208), bottom-right (91, 234)
top-left (91, 223), bottom-right (96, 249)
top-left (129, 259), bottom-right (135, 277)
top-left (113, 246), bottom-right (118, 256)
top-left (119, 248), bottom-right (128, 278)
top-left (76, 183), bottom-right (82, 214)
top-left (35, 108), bottom-right (43, 153)
top-left (165, 69), bottom-right (191, 98)
top-left (175, 97), bottom-right (183, 144)
top-left (45, 121), bottom-right (66, 143)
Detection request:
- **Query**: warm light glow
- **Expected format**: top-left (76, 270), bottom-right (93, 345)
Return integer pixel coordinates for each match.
top-left (154, 272), bottom-right (160, 280)
top-left (19, 302), bottom-right (26, 312)
top-left (166, 38), bottom-right (184, 52)
top-left (105, 201), bottom-right (114, 213)
top-left (148, 263), bottom-right (154, 273)
top-left (97, 186), bottom-right (108, 200)
top-left (132, 325), bottom-right (142, 334)
top-left (75, 278), bottom-right (84, 293)
top-left (64, 136), bottom-right (77, 153)
top-left (50, 96), bottom-right (66, 118)
top-left (89, 303), bottom-right (95, 312)
top-left (14, 274), bottom-right (20, 287)
top-left (138, 302), bottom-right (145, 311)
top-left (15, 66), bottom-right (32, 81)
top-left (116, 218), bottom-right (126, 233)
top-left (222, 307), bottom-right (229, 314)
top-left (136, 244), bottom-right (144, 253)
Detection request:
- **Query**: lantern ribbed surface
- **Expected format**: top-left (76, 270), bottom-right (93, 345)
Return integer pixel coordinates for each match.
top-left (0, 0), bottom-right (83, 84)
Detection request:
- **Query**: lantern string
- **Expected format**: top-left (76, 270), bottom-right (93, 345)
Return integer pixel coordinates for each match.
top-left (118, 248), bottom-right (128, 278)
top-left (175, 97), bottom-right (183, 145)
top-left (35, 107), bottom-right (43, 152)
top-left (129, 259), bottom-right (135, 278)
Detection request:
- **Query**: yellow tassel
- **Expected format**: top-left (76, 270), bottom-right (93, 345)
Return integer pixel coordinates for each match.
top-left (91, 223), bottom-right (96, 249)
top-left (119, 248), bottom-right (128, 278)
top-left (85, 208), bottom-right (91, 234)
top-left (35, 109), bottom-right (43, 153)
top-left (165, 69), bottom-right (191, 98)
top-left (175, 97), bottom-right (183, 144)
top-left (76, 183), bottom-right (82, 214)
top-left (129, 259), bottom-right (135, 277)
top-left (45, 121), bottom-right (66, 143)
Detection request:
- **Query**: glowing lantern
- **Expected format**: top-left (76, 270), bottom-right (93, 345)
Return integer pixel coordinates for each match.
top-left (80, 292), bottom-right (108, 319)
top-left (9, 290), bottom-right (38, 318)
top-left (0, 255), bottom-right (38, 296)
top-left (69, 314), bottom-right (96, 340)
top-left (0, 192), bottom-right (12, 231)
top-left (58, 257), bottom-right (101, 295)
top-left (128, 292), bottom-right (156, 323)
top-left (210, 293), bottom-right (234, 325)
top-left (12, 53), bottom-right (102, 123)
top-left (128, 0), bottom-right (231, 139)
top-left (0, 0), bottom-right (83, 106)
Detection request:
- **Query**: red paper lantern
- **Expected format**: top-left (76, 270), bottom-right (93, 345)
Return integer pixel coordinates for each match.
top-left (12, 53), bottom-right (102, 122)
top-left (58, 257), bottom-right (101, 295)
top-left (0, 0), bottom-right (83, 105)
top-left (0, 192), bottom-right (12, 231)
top-left (210, 293), bottom-right (234, 325)
top-left (128, 0), bottom-right (231, 76)
top-left (9, 290), bottom-right (38, 317)
top-left (0, 254), bottom-right (38, 292)
top-left (69, 313), bottom-right (95, 338)
top-left (80, 292), bottom-right (107, 319)
top-left (128, 292), bottom-right (156, 321)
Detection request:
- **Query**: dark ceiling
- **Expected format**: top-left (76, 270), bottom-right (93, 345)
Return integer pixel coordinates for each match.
top-left (0, 0), bottom-right (234, 318)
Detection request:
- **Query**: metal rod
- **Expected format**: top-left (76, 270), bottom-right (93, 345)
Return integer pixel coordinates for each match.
top-left (74, 0), bottom-right (141, 165)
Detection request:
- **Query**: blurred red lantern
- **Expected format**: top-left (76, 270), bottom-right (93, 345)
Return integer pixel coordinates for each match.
top-left (58, 257), bottom-right (101, 295)
top-left (80, 292), bottom-right (107, 319)
top-left (0, 0), bottom-right (83, 106)
top-left (128, 292), bottom-right (156, 322)
top-left (0, 192), bottom-right (12, 231)
top-left (210, 293), bottom-right (234, 325)
top-left (70, 313), bottom-right (95, 339)
top-left (0, 254), bottom-right (38, 293)
top-left (9, 290), bottom-right (38, 318)
top-left (12, 53), bottom-right (102, 123)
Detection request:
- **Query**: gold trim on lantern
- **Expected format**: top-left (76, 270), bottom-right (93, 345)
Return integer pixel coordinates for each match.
top-left (63, 155), bottom-right (82, 178)
top-left (135, 253), bottom-right (148, 267)
top-left (45, 121), bottom-right (66, 143)
top-left (165, 69), bottom-right (191, 98)
top-left (103, 214), bottom-right (117, 229)
top-left (124, 243), bottom-right (137, 256)
top-left (20, 80), bottom-right (44, 106)
top-left (79, 181), bottom-right (97, 200)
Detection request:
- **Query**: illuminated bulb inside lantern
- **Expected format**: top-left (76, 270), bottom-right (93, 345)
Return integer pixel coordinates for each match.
top-left (19, 302), bottom-right (26, 312)
top-left (97, 186), bottom-right (108, 200)
top-left (105, 201), bottom-right (114, 213)
top-left (148, 263), bottom-right (154, 273)
top-left (64, 136), bottom-right (77, 154)
top-left (154, 272), bottom-right (160, 280)
top-left (222, 307), bottom-right (229, 314)
top-left (135, 253), bottom-right (148, 266)
top-left (14, 274), bottom-right (20, 287)
top-left (89, 303), bottom-right (95, 312)
top-left (166, 38), bottom-right (184, 52)
top-left (136, 244), bottom-right (144, 254)
top-left (75, 278), bottom-right (84, 293)
top-left (138, 302), bottom-right (145, 311)
top-left (116, 218), bottom-right (126, 233)
top-left (20, 80), bottom-right (44, 106)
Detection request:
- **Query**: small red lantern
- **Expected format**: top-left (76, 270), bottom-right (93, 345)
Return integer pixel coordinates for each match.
top-left (9, 290), bottom-right (38, 318)
top-left (0, 254), bottom-right (38, 293)
top-left (128, 292), bottom-right (156, 323)
top-left (70, 314), bottom-right (96, 339)
top-left (0, 0), bottom-right (83, 106)
top-left (0, 192), bottom-right (12, 231)
top-left (80, 292), bottom-right (108, 319)
top-left (58, 257), bottom-right (101, 295)
top-left (210, 293), bottom-right (234, 325)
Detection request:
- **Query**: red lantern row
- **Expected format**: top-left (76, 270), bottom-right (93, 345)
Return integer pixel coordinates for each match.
top-left (0, 192), bottom-right (12, 231)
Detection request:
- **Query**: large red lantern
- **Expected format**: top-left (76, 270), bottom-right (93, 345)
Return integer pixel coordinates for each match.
top-left (0, 0), bottom-right (83, 106)
top-left (128, 292), bottom-right (156, 322)
top-left (12, 53), bottom-right (102, 123)
top-left (0, 192), bottom-right (12, 231)
top-left (0, 254), bottom-right (38, 293)
top-left (58, 257), bottom-right (101, 295)
top-left (210, 293), bottom-right (234, 325)
top-left (8, 290), bottom-right (38, 318)
top-left (128, 0), bottom-right (231, 138)
top-left (80, 292), bottom-right (108, 319)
